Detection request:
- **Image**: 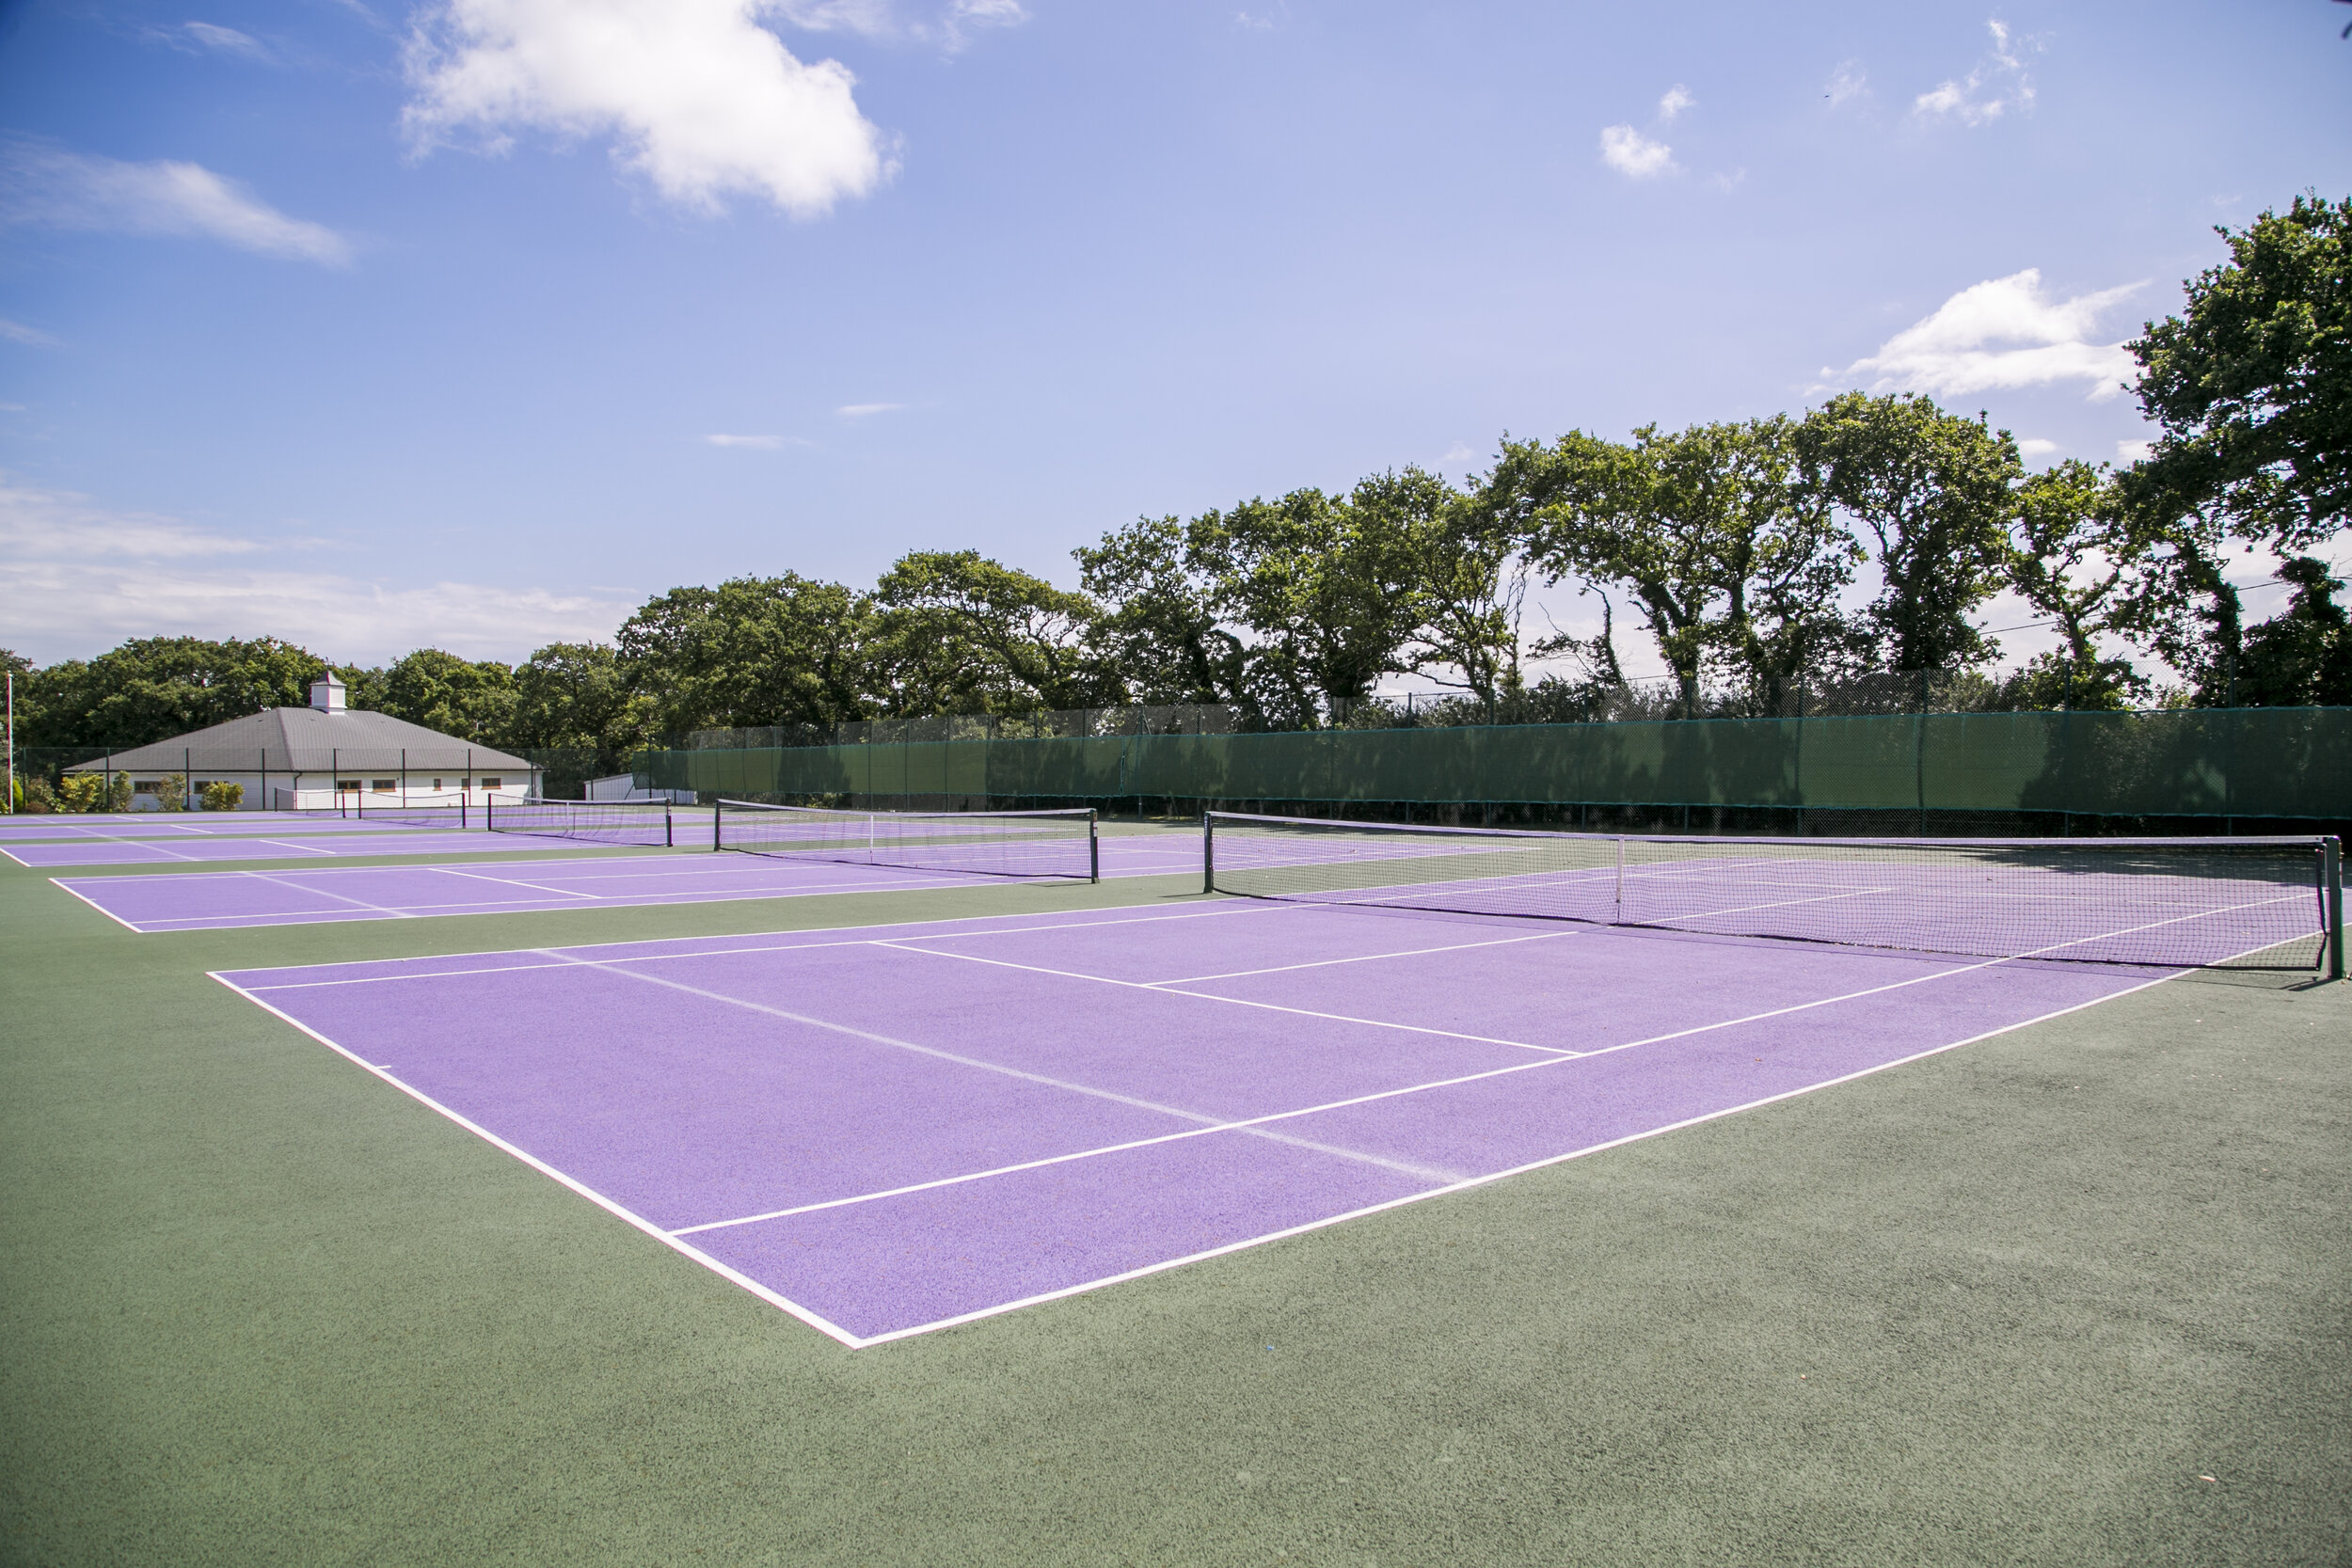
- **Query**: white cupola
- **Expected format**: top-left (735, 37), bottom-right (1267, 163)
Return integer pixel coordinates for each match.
top-left (309, 672), bottom-right (347, 713)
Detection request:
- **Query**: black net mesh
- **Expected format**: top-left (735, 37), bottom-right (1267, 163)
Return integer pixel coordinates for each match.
top-left (716, 800), bottom-right (1097, 881)
top-left (485, 799), bottom-right (675, 847)
top-left (1205, 812), bottom-right (2336, 971)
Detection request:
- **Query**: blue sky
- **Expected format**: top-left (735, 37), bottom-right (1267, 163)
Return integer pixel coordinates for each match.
top-left (1, 0), bottom-right (2347, 676)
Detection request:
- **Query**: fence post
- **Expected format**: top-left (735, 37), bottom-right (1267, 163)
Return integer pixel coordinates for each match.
top-left (1914, 710), bottom-right (1927, 835)
top-left (184, 748), bottom-right (192, 811)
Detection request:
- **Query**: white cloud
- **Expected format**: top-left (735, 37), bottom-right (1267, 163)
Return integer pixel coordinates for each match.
top-left (703, 432), bottom-right (804, 448)
top-left (0, 317), bottom-right (57, 346)
top-left (0, 478), bottom-right (263, 561)
top-left (772, 0), bottom-right (1025, 48)
top-left (0, 477), bottom-right (627, 664)
top-left (1841, 269), bottom-right (2142, 402)
top-left (1823, 62), bottom-right (1866, 106)
top-left (2116, 438), bottom-right (2153, 464)
top-left (1598, 125), bottom-right (1675, 179)
top-left (836, 401), bottom-right (903, 417)
top-left (182, 22), bottom-right (270, 58)
top-left (1657, 84), bottom-right (1694, 121)
top-left (0, 139), bottom-right (351, 264)
top-left (1915, 19), bottom-right (2034, 126)
top-left (2017, 437), bottom-right (2058, 458)
top-left (404, 0), bottom-right (896, 217)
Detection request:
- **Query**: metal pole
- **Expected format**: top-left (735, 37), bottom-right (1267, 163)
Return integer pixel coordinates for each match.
top-left (2327, 836), bottom-right (2344, 983)
top-left (401, 748), bottom-right (407, 808)
top-left (664, 803), bottom-right (674, 848)
top-left (184, 747), bottom-right (191, 812)
top-left (1201, 813), bottom-right (1215, 895)
top-left (3, 672), bottom-right (11, 813)
top-left (1089, 809), bottom-right (1100, 883)
top-left (1614, 835), bottom-right (1625, 925)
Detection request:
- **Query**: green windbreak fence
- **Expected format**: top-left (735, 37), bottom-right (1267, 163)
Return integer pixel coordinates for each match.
top-left (637, 706), bottom-right (2352, 823)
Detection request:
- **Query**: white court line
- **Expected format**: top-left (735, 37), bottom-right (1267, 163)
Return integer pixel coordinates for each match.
top-left (230, 869), bottom-right (421, 922)
top-left (685, 937), bottom-right (2014, 1235)
top-left (532, 948), bottom-right (1466, 1184)
top-left (849, 958), bottom-right (2220, 1348)
top-left (878, 942), bottom-right (1587, 1055)
top-left (3, 839), bottom-right (205, 866)
top-left (205, 973), bottom-right (868, 1349)
top-left (1145, 928), bottom-right (1576, 986)
top-left (679, 945), bottom-right (1994, 1240)
top-left (215, 907), bottom-right (2293, 1348)
top-left (422, 865), bottom-right (604, 900)
top-left (225, 901), bottom-right (1293, 988)
top-left (250, 839), bottom-right (342, 856)
top-left (47, 877), bottom-right (145, 932)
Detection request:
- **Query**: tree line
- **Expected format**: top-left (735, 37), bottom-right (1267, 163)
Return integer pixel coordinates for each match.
top-left (7, 194), bottom-right (2349, 768)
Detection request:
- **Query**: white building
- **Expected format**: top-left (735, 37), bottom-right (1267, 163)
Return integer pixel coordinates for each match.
top-left (67, 674), bottom-right (543, 810)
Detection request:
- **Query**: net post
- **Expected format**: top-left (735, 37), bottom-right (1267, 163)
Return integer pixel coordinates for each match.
top-left (664, 803), bottom-right (674, 848)
top-left (1202, 813), bottom-right (1216, 895)
top-left (1089, 809), bottom-right (1100, 883)
top-left (485, 797), bottom-right (494, 832)
top-left (1613, 835), bottom-right (1625, 925)
top-left (2328, 835), bottom-right (2344, 983)
top-left (713, 798), bottom-right (723, 852)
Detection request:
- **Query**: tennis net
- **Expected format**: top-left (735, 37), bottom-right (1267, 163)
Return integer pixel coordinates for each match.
top-left (716, 800), bottom-right (1097, 880)
top-left (356, 799), bottom-right (468, 829)
top-left (485, 798), bottom-right (675, 847)
top-left (1203, 811), bottom-right (2344, 973)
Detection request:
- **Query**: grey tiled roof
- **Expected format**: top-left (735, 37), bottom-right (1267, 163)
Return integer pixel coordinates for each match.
top-left (68, 708), bottom-right (535, 773)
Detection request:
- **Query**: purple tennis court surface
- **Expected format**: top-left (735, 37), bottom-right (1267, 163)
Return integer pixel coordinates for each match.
top-left (0, 813), bottom-right (459, 843)
top-left (215, 899), bottom-right (2187, 1346)
top-left (7, 830), bottom-right (558, 867)
top-left (55, 836), bottom-right (1205, 930)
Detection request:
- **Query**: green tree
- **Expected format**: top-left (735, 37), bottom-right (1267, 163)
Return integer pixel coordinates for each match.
top-left (1190, 480), bottom-right (1426, 726)
top-left (1499, 420), bottom-right (1862, 713)
top-left (1796, 392), bottom-right (2022, 671)
top-left (2002, 460), bottom-right (2144, 708)
top-left (369, 649), bottom-right (517, 742)
top-left (2110, 504), bottom-right (2247, 706)
top-left (509, 642), bottom-right (650, 770)
top-left (1073, 515), bottom-right (1249, 706)
top-left (871, 551), bottom-right (1117, 715)
top-left (617, 575), bottom-right (879, 736)
top-left (2129, 194), bottom-right (2352, 553)
top-left (2233, 556), bottom-right (2352, 705)
top-left (20, 637), bottom-right (328, 748)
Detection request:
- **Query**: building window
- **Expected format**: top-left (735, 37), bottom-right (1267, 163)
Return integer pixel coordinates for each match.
top-left (431, 778), bottom-right (443, 790)
top-left (372, 779), bottom-right (395, 792)
top-left (133, 780), bottom-right (159, 794)
top-left (480, 777), bottom-right (501, 789)
top-left (336, 780), bottom-right (359, 793)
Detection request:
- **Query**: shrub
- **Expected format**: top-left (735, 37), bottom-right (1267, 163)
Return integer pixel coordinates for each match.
top-left (57, 772), bottom-right (107, 813)
top-left (18, 776), bottom-right (56, 814)
top-left (199, 780), bottom-right (245, 811)
top-left (154, 773), bottom-right (189, 811)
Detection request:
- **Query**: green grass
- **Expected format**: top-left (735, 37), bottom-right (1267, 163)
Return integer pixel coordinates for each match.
top-left (3, 832), bottom-right (2346, 1565)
